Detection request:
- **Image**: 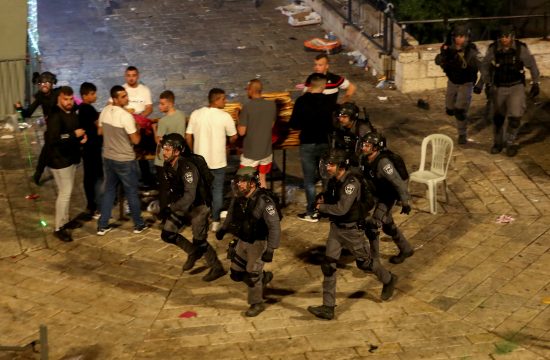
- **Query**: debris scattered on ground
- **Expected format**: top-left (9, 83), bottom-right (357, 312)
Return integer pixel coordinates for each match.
top-left (346, 50), bottom-right (368, 67)
top-left (417, 99), bottom-right (430, 110)
top-left (1, 134), bottom-right (14, 139)
top-left (25, 194), bottom-right (40, 200)
top-left (237, 46), bottom-right (246, 50)
top-left (179, 311), bottom-right (198, 319)
top-left (304, 37), bottom-right (341, 54)
top-left (276, 4), bottom-right (312, 16)
top-left (496, 215), bottom-right (515, 224)
top-left (377, 96), bottom-right (388, 101)
top-left (295, 83), bottom-right (305, 90)
top-left (289, 11), bottom-right (322, 27)
top-left (368, 344), bottom-right (379, 353)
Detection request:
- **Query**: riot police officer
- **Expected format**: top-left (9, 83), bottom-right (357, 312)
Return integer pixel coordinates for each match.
top-left (359, 131), bottom-right (414, 265)
top-left (307, 149), bottom-right (397, 320)
top-left (330, 102), bottom-right (372, 166)
top-left (216, 167), bottom-right (281, 317)
top-left (481, 24), bottom-right (540, 157)
top-left (159, 133), bottom-right (226, 282)
top-left (435, 24), bottom-right (483, 145)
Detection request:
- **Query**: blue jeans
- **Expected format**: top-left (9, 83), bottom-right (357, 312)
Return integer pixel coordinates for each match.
top-left (98, 158), bottom-right (145, 229)
top-left (300, 143), bottom-right (329, 214)
top-left (210, 167), bottom-right (225, 221)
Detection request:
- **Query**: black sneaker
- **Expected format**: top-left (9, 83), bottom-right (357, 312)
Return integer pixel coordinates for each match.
top-left (381, 273), bottom-right (398, 300)
top-left (54, 228), bottom-right (73, 242)
top-left (202, 266), bottom-right (227, 282)
top-left (458, 135), bottom-right (467, 145)
top-left (297, 212), bottom-right (319, 223)
top-left (31, 172), bottom-right (41, 186)
top-left (245, 303), bottom-right (265, 317)
top-left (133, 224), bottom-right (149, 234)
top-left (389, 249), bottom-right (414, 264)
top-left (97, 226), bottom-right (112, 236)
top-left (307, 305), bottom-right (334, 320)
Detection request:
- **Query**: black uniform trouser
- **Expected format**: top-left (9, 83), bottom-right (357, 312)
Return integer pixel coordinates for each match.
top-left (82, 150), bottom-right (104, 212)
top-left (155, 165), bottom-right (169, 217)
top-left (365, 201), bottom-right (412, 259)
top-left (230, 240), bottom-right (267, 305)
top-left (161, 205), bottom-right (222, 269)
top-left (322, 223), bottom-right (391, 307)
top-left (34, 137), bottom-right (48, 177)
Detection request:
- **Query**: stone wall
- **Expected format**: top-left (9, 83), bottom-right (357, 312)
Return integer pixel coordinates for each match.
top-left (304, 0), bottom-right (550, 93)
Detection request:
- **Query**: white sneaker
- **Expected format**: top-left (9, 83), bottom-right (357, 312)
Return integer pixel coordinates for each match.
top-left (210, 221), bottom-right (221, 232)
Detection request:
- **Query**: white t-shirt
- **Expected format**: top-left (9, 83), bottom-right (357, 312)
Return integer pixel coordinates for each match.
top-left (99, 105), bottom-right (137, 162)
top-left (186, 106), bottom-right (237, 169)
top-left (123, 83), bottom-right (152, 115)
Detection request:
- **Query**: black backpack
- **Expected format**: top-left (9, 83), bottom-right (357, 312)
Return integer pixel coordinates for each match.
top-left (182, 153), bottom-right (214, 207)
top-left (374, 149), bottom-right (409, 181)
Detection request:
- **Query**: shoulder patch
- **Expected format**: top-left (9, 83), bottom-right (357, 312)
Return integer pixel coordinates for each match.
top-left (383, 163), bottom-right (394, 175)
top-left (265, 204), bottom-right (276, 216)
top-left (184, 171), bottom-right (193, 183)
top-left (344, 183), bottom-right (356, 195)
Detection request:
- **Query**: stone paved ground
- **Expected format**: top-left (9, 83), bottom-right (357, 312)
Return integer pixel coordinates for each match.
top-left (0, 0), bottom-right (549, 359)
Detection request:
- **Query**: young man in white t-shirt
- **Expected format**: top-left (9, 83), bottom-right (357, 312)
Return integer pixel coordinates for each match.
top-left (186, 88), bottom-right (237, 232)
top-left (123, 66), bottom-right (153, 117)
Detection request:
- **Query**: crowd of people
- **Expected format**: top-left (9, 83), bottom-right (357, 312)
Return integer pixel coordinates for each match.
top-left (14, 24), bottom-right (540, 318)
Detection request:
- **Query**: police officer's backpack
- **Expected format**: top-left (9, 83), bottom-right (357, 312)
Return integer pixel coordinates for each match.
top-left (182, 153), bottom-right (214, 207)
top-left (373, 149), bottom-right (409, 181)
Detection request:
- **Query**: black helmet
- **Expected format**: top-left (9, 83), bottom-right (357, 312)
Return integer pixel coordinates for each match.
top-left (360, 131), bottom-right (386, 150)
top-left (324, 149), bottom-right (351, 168)
top-left (161, 133), bottom-right (186, 152)
top-left (499, 24), bottom-right (515, 38)
top-left (234, 166), bottom-right (260, 185)
top-left (338, 102), bottom-right (360, 120)
top-left (36, 71), bottom-right (57, 85)
top-left (452, 24), bottom-right (470, 37)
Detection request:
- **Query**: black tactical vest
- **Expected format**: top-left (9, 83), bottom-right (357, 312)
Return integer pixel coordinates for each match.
top-left (229, 193), bottom-right (268, 243)
top-left (325, 175), bottom-right (363, 224)
top-left (492, 40), bottom-right (525, 86)
top-left (444, 44), bottom-right (478, 84)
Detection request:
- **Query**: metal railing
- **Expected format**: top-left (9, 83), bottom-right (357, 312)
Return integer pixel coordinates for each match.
top-left (320, 0), bottom-right (549, 55)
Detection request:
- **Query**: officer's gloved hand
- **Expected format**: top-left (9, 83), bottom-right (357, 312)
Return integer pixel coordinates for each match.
top-left (473, 85), bottom-right (483, 94)
top-left (400, 204), bottom-right (411, 215)
top-left (215, 229), bottom-right (226, 241)
top-left (261, 249), bottom-right (274, 263)
top-left (529, 83), bottom-right (540, 98)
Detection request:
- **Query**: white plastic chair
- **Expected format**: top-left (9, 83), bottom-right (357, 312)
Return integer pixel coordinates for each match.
top-left (409, 134), bottom-right (454, 214)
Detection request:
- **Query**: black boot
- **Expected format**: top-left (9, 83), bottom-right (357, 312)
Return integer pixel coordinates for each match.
top-left (381, 273), bottom-right (398, 300)
top-left (389, 249), bottom-right (414, 264)
top-left (202, 265), bottom-right (227, 282)
top-left (307, 305), bottom-right (334, 320)
top-left (490, 144), bottom-right (503, 154)
top-left (245, 303), bottom-right (265, 317)
top-left (506, 145), bottom-right (518, 157)
top-left (182, 245), bottom-right (206, 271)
top-left (54, 228), bottom-right (73, 242)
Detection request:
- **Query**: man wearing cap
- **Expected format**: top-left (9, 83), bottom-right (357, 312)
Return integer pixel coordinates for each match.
top-left (481, 25), bottom-right (540, 157)
top-left (435, 24), bottom-right (483, 145)
top-left (15, 71), bottom-right (60, 185)
top-left (215, 167), bottom-right (280, 317)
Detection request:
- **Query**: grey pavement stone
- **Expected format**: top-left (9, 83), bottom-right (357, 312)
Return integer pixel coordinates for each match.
top-left (0, 0), bottom-right (549, 358)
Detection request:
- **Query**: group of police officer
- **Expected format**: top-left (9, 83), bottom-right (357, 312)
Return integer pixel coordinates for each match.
top-left (153, 98), bottom-right (413, 320)
top-left (435, 24), bottom-right (540, 155)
